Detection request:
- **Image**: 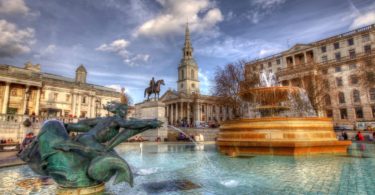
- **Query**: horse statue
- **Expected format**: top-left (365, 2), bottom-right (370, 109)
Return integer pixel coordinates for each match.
top-left (144, 79), bottom-right (165, 101)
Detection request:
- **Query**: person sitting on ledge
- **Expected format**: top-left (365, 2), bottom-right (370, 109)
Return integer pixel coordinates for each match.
top-left (356, 131), bottom-right (364, 141)
top-left (342, 131), bottom-right (348, 140)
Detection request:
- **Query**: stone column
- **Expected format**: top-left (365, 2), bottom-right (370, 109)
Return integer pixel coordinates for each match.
top-left (77, 95), bottom-right (81, 118)
top-left (72, 93), bottom-right (77, 117)
top-left (187, 102), bottom-right (191, 125)
top-left (35, 87), bottom-right (41, 115)
top-left (87, 96), bottom-right (92, 118)
top-left (22, 85), bottom-right (30, 115)
top-left (2, 82), bottom-right (10, 114)
top-left (194, 101), bottom-right (200, 126)
top-left (181, 103), bottom-right (184, 121)
top-left (176, 102), bottom-right (179, 123)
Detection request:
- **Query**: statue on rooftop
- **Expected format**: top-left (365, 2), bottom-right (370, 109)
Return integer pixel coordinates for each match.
top-left (18, 100), bottom-right (162, 193)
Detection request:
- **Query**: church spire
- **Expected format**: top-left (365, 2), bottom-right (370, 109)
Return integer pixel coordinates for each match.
top-left (182, 22), bottom-right (193, 59)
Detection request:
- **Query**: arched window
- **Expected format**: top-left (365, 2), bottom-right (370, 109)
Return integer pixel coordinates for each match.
top-left (181, 69), bottom-right (184, 79)
top-left (338, 92), bottom-right (346, 104)
top-left (191, 69), bottom-right (194, 80)
top-left (353, 90), bottom-right (361, 103)
top-left (324, 94), bottom-right (331, 106)
top-left (370, 88), bottom-right (375, 101)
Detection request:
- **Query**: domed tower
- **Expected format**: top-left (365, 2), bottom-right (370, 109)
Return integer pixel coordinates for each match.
top-left (177, 23), bottom-right (200, 94)
top-left (75, 64), bottom-right (87, 84)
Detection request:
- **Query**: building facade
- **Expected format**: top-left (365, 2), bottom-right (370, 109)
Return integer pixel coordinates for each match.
top-left (161, 24), bottom-right (233, 126)
top-left (0, 62), bottom-right (120, 120)
top-left (245, 24), bottom-right (375, 128)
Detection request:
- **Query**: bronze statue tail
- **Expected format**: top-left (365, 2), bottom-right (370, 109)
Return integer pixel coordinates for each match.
top-left (88, 154), bottom-right (133, 187)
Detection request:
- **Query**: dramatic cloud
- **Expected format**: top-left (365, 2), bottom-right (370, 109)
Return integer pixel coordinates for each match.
top-left (96, 39), bottom-right (149, 67)
top-left (0, 0), bottom-right (29, 15)
top-left (134, 0), bottom-right (223, 37)
top-left (0, 19), bottom-right (35, 58)
top-left (350, 11), bottom-right (375, 29)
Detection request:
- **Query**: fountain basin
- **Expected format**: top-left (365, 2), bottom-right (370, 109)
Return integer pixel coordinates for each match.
top-left (239, 86), bottom-right (300, 104)
top-left (217, 117), bottom-right (351, 156)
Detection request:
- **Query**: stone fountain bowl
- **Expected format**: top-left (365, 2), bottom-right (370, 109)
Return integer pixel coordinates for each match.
top-left (216, 117), bottom-right (352, 156)
top-left (239, 86), bottom-right (300, 105)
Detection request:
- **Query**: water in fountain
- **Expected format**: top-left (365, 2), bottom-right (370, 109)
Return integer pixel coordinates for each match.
top-left (167, 125), bottom-right (234, 186)
top-left (251, 71), bottom-right (317, 117)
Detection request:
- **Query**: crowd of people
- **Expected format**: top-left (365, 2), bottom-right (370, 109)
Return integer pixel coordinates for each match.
top-left (0, 138), bottom-right (17, 144)
top-left (340, 126), bottom-right (375, 141)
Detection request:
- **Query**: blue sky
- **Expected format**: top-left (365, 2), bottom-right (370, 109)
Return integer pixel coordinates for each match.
top-left (0, 0), bottom-right (374, 103)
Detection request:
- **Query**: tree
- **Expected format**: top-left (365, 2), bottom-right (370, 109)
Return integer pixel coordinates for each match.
top-left (213, 60), bottom-right (256, 118)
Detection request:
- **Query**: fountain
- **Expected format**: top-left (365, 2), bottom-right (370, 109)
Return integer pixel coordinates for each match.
top-left (216, 72), bottom-right (351, 156)
top-left (18, 100), bottom-right (163, 194)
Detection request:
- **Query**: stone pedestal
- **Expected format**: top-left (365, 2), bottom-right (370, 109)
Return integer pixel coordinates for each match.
top-left (134, 100), bottom-right (168, 141)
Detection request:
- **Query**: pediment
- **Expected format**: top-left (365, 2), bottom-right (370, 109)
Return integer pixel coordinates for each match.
top-left (159, 90), bottom-right (179, 101)
top-left (285, 44), bottom-right (311, 53)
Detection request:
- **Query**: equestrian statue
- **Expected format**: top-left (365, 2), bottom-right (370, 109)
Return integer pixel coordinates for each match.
top-left (144, 77), bottom-right (165, 101)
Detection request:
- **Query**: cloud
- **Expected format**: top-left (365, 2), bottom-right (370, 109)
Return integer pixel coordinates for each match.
top-left (96, 39), bottom-right (149, 67)
top-left (134, 0), bottom-right (223, 37)
top-left (246, 0), bottom-right (286, 23)
top-left (198, 70), bottom-right (214, 95)
top-left (34, 44), bottom-right (56, 58)
top-left (96, 39), bottom-right (129, 52)
top-left (350, 11), bottom-right (375, 29)
top-left (197, 36), bottom-right (285, 60)
top-left (0, 19), bottom-right (35, 58)
top-left (0, 0), bottom-right (29, 15)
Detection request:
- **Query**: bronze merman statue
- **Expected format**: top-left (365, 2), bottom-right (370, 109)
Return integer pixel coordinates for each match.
top-left (18, 100), bottom-right (162, 192)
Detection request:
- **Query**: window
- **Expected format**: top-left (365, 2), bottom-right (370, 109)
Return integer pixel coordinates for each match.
top-left (355, 107), bottom-right (364, 119)
top-left (202, 105), bottom-right (205, 112)
top-left (66, 94), bottom-right (70, 102)
top-left (353, 90), bottom-right (361, 103)
top-left (326, 109), bottom-right (333, 118)
top-left (321, 55), bottom-right (328, 63)
top-left (349, 49), bottom-right (356, 59)
top-left (321, 46), bottom-right (327, 53)
top-left (268, 62), bottom-right (272, 67)
top-left (82, 96), bottom-right (86, 104)
top-left (364, 45), bottom-right (371, 54)
top-left (180, 83), bottom-right (183, 88)
top-left (336, 77), bottom-right (343, 87)
top-left (191, 83), bottom-right (195, 88)
top-left (362, 34), bottom-right (370, 42)
top-left (338, 92), bottom-right (346, 104)
top-left (322, 69), bottom-right (328, 75)
top-left (349, 64), bottom-right (357, 70)
top-left (350, 75), bottom-right (358, 85)
top-left (335, 52), bottom-right (341, 61)
top-left (370, 88), bottom-right (375, 100)
top-left (372, 106), bottom-right (375, 118)
top-left (191, 70), bottom-right (194, 80)
top-left (252, 66), bottom-right (256, 71)
top-left (181, 70), bottom-right (184, 79)
top-left (53, 93), bottom-right (58, 101)
top-left (260, 64), bottom-right (264, 69)
top-left (276, 59), bottom-right (281, 65)
top-left (335, 66), bottom-right (341, 72)
top-left (340, 108), bottom-right (348, 119)
top-left (347, 38), bottom-right (354, 46)
top-left (325, 95), bottom-right (331, 105)
top-left (334, 42), bottom-right (340, 49)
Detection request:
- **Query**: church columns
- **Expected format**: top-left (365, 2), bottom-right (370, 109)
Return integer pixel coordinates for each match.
top-left (35, 87), bottom-right (40, 115)
top-left (187, 102), bottom-right (191, 125)
top-left (194, 101), bottom-right (200, 126)
top-left (179, 102), bottom-right (183, 121)
top-left (2, 82), bottom-right (10, 114)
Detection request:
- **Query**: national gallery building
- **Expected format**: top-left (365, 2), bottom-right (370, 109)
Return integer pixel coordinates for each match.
top-left (0, 62), bottom-right (120, 120)
top-left (245, 24), bottom-right (375, 128)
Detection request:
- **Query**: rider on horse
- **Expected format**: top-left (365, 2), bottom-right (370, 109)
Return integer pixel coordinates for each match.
top-left (149, 77), bottom-right (155, 93)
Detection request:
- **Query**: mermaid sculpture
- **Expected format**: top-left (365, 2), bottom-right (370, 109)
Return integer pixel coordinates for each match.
top-left (18, 95), bottom-right (162, 192)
